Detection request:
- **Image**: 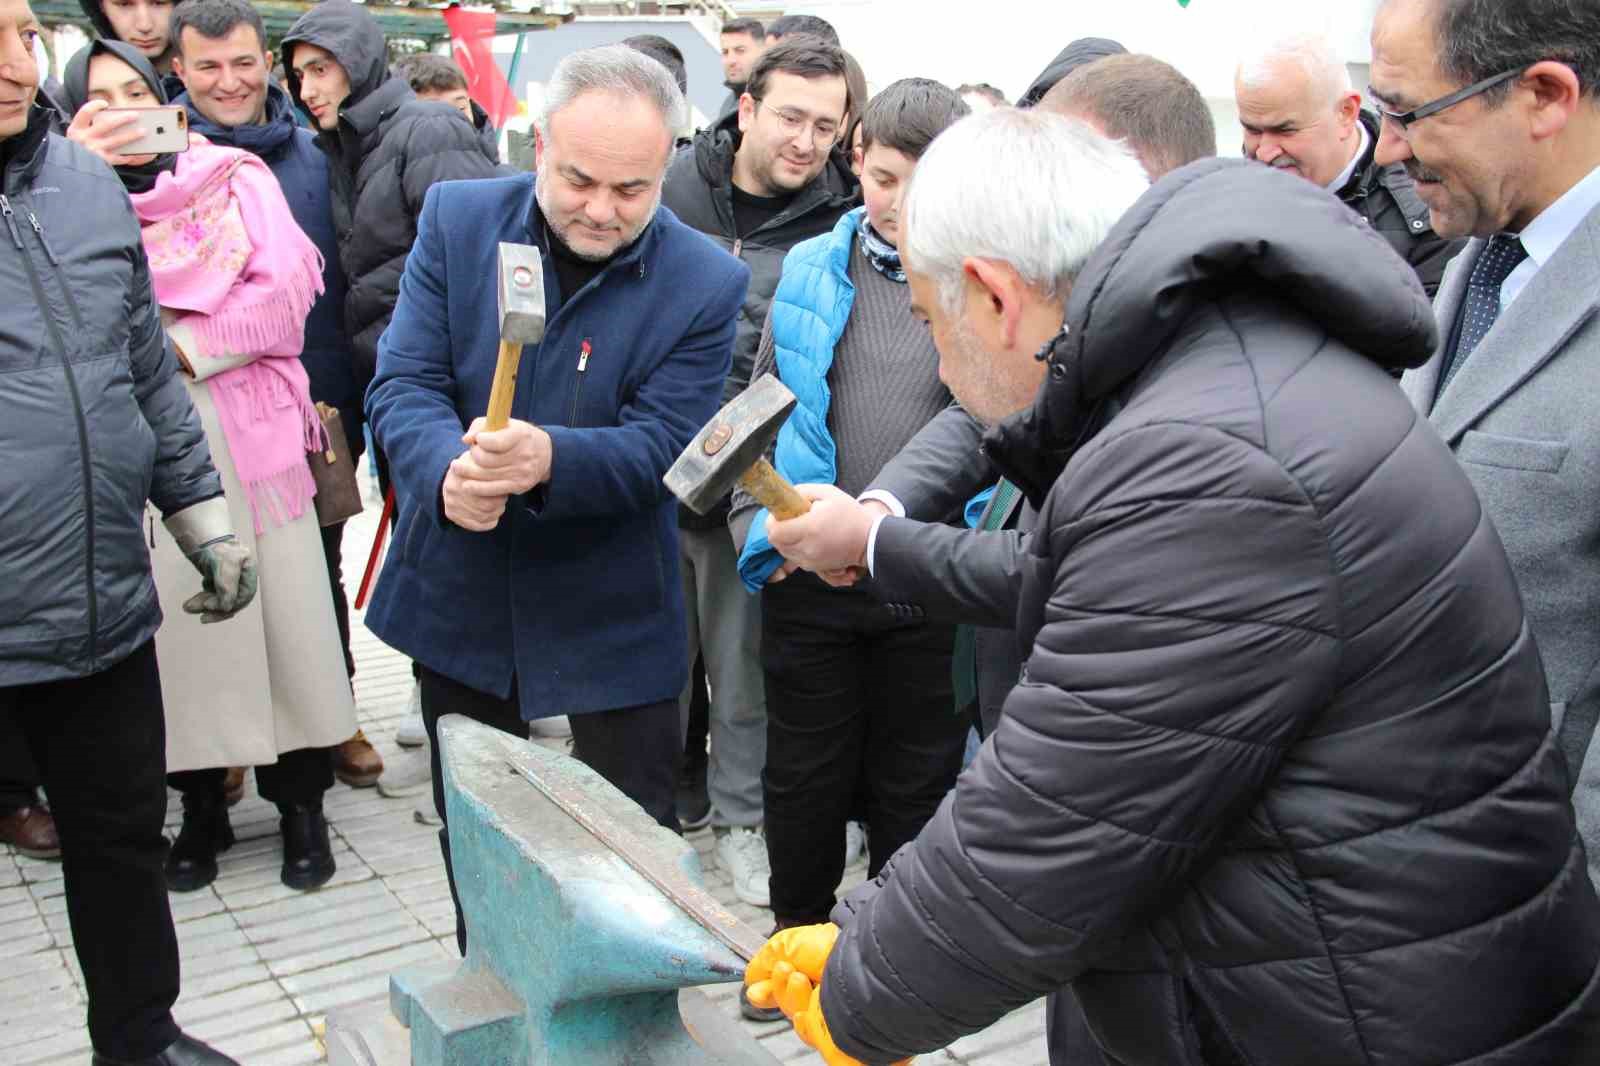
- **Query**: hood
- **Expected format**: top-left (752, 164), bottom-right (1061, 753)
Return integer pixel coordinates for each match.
top-left (690, 107), bottom-right (857, 204)
top-left (280, 0), bottom-right (391, 117)
top-left (1018, 37), bottom-right (1127, 108)
top-left (987, 158), bottom-right (1438, 500)
top-left (62, 37), bottom-right (167, 114)
top-left (75, 0), bottom-right (115, 42)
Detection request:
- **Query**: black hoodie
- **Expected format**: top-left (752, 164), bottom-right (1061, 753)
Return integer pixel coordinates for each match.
top-left (75, 0), bottom-right (185, 101)
top-left (1017, 37), bottom-right (1127, 109)
top-left (280, 0), bottom-right (500, 386)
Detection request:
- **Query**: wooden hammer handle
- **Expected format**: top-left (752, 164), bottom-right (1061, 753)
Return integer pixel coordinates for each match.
top-left (484, 339), bottom-right (523, 431)
top-left (739, 458), bottom-right (811, 521)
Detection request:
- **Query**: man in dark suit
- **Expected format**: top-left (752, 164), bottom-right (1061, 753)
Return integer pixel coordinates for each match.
top-left (1372, 0), bottom-right (1600, 889)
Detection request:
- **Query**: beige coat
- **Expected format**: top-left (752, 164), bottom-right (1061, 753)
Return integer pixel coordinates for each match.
top-left (150, 379), bottom-right (357, 772)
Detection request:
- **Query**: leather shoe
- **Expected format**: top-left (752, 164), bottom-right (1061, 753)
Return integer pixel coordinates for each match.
top-left (222, 766), bottom-right (246, 807)
top-left (0, 804), bottom-right (60, 860)
top-left (280, 803), bottom-right (336, 890)
top-left (333, 730), bottom-right (383, 788)
top-left (92, 1031), bottom-right (240, 1065)
top-left (165, 792), bottom-right (233, 892)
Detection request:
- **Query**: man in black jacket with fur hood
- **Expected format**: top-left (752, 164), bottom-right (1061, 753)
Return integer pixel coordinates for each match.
top-left (743, 108), bottom-right (1600, 1066)
top-left (281, 0), bottom-right (500, 396)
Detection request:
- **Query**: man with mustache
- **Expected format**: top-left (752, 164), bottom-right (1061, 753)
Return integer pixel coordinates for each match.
top-left (1237, 29), bottom-right (1463, 295)
top-left (658, 36), bottom-right (857, 947)
top-left (362, 44), bottom-right (748, 957)
top-left (1372, 0), bottom-right (1600, 892)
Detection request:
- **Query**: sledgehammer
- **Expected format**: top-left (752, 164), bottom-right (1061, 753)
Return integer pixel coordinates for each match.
top-left (664, 374), bottom-right (811, 520)
top-left (484, 242), bottom-right (547, 430)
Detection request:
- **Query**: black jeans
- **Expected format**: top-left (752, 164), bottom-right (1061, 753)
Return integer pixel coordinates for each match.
top-left (0, 712), bottom-right (40, 810)
top-left (2, 641), bottom-right (181, 1060)
top-left (761, 572), bottom-right (967, 925)
top-left (319, 520), bottom-right (356, 679)
top-left (417, 667), bottom-right (679, 954)
top-left (168, 746), bottom-right (334, 808)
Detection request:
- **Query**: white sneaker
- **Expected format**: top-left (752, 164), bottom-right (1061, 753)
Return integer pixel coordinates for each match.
top-left (377, 745), bottom-right (431, 798)
top-left (395, 688), bottom-right (426, 748)
top-left (844, 820), bottom-right (867, 870)
top-left (716, 827), bottom-right (771, 908)
top-left (413, 796), bottom-right (441, 826)
top-left (529, 715), bottom-right (572, 739)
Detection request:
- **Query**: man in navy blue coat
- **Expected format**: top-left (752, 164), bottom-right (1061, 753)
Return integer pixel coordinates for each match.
top-left (365, 44), bottom-right (748, 953)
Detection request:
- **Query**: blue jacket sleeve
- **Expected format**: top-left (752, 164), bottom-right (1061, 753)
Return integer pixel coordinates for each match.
top-left (364, 186), bottom-right (469, 528)
top-left (531, 260), bottom-right (749, 521)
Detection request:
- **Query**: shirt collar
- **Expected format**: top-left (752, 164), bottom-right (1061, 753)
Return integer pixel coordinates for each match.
top-left (1325, 121), bottom-right (1370, 193)
top-left (1514, 163), bottom-right (1600, 268)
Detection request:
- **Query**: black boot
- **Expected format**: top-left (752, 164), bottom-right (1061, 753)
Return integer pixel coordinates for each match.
top-left (92, 1032), bottom-right (240, 1065)
top-left (165, 790), bottom-right (234, 892)
top-left (279, 803), bottom-right (335, 890)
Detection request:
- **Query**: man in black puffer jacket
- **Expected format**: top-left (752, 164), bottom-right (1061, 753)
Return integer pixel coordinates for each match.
top-left (747, 109), bottom-right (1600, 1065)
top-left (280, 0), bottom-right (500, 397)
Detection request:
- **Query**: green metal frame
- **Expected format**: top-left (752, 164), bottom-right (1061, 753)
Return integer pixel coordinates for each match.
top-left (33, 0), bottom-right (568, 48)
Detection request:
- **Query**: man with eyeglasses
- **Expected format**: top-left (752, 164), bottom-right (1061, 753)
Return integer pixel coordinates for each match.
top-left (1372, 0), bottom-right (1600, 892)
top-left (1236, 29), bottom-right (1464, 296)
top-left (659, 36), bottom-right (857, 983)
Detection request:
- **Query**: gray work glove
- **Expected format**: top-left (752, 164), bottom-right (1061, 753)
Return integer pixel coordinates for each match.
top-left (163, 498), bottom-right (259, 624)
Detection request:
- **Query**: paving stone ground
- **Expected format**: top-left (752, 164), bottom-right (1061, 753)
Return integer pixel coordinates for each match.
top-left (2, 479), bottom-right (1049, 1065)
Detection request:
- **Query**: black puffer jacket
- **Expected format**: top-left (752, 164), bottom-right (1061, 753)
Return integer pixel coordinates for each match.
top-left (1, 106), bottom-right (220, 685)
top-left (821, 160), bottom-right (1600, 1065)
top-left (281, 0), bottom-right (500, 389)
top-left (1017, 37), bottom-right (1126, 108)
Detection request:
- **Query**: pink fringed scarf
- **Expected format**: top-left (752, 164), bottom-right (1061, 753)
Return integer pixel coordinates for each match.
top-left (131, 136), bottom-right (327, 535)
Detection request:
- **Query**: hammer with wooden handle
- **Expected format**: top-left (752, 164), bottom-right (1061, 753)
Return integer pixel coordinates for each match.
top-left (484, 241), bottom-right (548, 431)
top-left (664, 374), bottom-right (811, 520)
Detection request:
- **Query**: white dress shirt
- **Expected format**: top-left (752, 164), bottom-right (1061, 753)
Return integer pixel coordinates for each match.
top-left (1501, 163), bottom-right (1600, 311)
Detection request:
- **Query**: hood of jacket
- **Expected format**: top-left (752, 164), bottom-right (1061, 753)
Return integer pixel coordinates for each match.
top-left (687, 108), bottom-right (857, 223)
top-left (75, 0), bottom-right (115, 42)
top-left (281, 0), bottom-right (391, 120)
top-left (1018, 37), bottom-right (1127, 108)
top-left (987, 157), bottom-right (1439, 500)
top-left (61, 37), bottom-right (166, 114)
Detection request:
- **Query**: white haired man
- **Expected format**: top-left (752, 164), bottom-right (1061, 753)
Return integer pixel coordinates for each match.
top-left (1236, 29), bottom-right (1463, 294)
top-left (740, 108), bottom-right (1600, 1065)
top-left (363, 43), bottom-right (750, 955)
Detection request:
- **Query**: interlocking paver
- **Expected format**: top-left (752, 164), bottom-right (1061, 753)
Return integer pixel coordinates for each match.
top-left (0, 486), bottom-right (1051, 1064)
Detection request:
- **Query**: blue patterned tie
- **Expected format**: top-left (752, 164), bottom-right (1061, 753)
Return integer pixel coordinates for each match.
top-left (1438, 234), bottom-right (1529, 398)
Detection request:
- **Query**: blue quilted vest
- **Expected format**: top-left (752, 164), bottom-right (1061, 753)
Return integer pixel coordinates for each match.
top-left (736, 208), bottom-right (862, 590)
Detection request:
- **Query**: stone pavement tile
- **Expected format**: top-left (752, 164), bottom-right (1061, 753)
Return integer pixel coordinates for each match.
top-left (945, 1000), bottom-right (1050, 1063)
top-left (218, 854), bottom-right (376, 912)
top-left (412, 898), bottom-right (458, 938)
top-left (166, 887), bottom-right (229, 924)
top-left (0, 949), bottom-right (74, 1001)
top-left (234, 1040), bottom-right (326, 1066)
top-left (186, 995), bottom-right (303, 1044)
top-left (12, 1022), bottom-right (92, 1066)
top-left (15, 854), bottom-right (65, 887)
top-left (0, 856), bottom-right (23, 888)
top-left (265, 918), bottom-right (432, 979)
top-left (178, 959), bottom-right (277, 1001)
top-left (278, 938), bottom-right (455, 1016)
top-left (235, 878), bottom-right (396, 936)
top-left (0, 881), bottom-right (34, 907)
top-left (209, 1018), bottom-right (318, 1062)
top-left (211, 841), bottom-right (357, 896)
top-left (256, 909), bottom-right (428, 967)
top-left (171, 973), bottom-right (293, 1028)
top-left (0, 895), bottom-right (39, 925)
top-left (7, 993), bottom-right (90, 1047)
top-left (0, 927), bottom-right (54, 958)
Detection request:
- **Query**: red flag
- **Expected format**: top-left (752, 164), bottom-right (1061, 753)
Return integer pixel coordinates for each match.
top-left (442, 5), bottom-right (517, 128)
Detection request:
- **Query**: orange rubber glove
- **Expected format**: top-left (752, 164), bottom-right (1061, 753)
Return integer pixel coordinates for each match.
top-left (744, 923), bottom-right (911, 1066)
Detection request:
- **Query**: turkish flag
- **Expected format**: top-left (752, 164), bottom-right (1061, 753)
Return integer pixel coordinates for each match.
top-left (442, 5), bottom-right (517, 128)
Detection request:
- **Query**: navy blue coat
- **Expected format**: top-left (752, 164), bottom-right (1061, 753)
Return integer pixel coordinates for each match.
top-left (179, 85), bottom-right (363, 454)
top-left (364, 174), bottom-right (749, 717)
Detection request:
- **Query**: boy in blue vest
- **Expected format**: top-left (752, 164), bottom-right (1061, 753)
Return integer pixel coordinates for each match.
top-left (729, 79), bottom-right (970, 935)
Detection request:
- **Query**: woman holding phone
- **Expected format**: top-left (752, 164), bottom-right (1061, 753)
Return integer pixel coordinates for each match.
top-left (63, 40), bottom-right (358, 894)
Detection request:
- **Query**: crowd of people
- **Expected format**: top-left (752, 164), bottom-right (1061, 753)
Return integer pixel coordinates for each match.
top-left (3, 0), bottom-right (1600, 1064)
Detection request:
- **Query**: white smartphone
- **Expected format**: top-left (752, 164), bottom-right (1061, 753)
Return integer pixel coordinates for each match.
top-left (103, 105), bottom-right (189, 155)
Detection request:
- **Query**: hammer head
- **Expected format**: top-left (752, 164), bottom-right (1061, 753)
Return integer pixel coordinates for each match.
top-left (497, 242), bottom-right (547, 346)
top-left (664, 374), bottom-right (796, 514)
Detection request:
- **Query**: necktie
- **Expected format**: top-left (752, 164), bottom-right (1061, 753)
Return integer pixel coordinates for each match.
top-left (1438, 234), bottom-right (1529, 398)
top-left (951, 478), bottom-right (1021, 732)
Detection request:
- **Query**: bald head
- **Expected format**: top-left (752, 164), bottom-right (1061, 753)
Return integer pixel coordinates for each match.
top-left (1235, 29), bottom-right (1365, 188)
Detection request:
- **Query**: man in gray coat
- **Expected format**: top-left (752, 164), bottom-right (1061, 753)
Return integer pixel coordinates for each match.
top-left (1, 2), bottom-right (255, 1062)
top-left (1373, 0), bottom-right (1600, 886)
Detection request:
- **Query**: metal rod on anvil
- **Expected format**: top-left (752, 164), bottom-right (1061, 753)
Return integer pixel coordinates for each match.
top-left (506, 759), bottom-right (769, 962)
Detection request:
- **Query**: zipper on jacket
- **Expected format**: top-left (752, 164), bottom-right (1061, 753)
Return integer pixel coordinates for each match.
top-left (24, 207), bottom-right (60, 266)
top-left (567, 338), bottom-right (592, 426)
top-left (12, 197), bottom-right (100, 664)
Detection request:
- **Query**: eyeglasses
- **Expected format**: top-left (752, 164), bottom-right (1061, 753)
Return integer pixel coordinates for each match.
top-left (755, 100), bottom-right (840, 146)
top-left (1370, 66), bottom-right (1525, 138)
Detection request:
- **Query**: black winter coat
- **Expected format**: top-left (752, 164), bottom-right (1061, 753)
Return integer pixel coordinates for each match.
top-left (821, 160), bottom-right (1600, 1066)
top-left (0, 107), bottom-right (220, 685)
top-left (281, 0), bottom-right (501, 391)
